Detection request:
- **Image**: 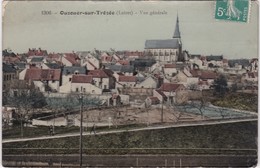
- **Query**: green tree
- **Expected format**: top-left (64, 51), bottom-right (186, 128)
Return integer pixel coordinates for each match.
top-left (212, 75), bottom-right (228, 97)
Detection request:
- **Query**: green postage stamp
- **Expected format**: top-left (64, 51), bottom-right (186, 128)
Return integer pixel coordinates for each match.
top-left (215, 0), bottom-right (250, 22)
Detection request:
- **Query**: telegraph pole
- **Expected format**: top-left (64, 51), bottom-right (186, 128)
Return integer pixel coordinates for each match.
top-left (79, 93), bottom-right (83, 167)
top-left (161, 83), bottom-right (164, 123)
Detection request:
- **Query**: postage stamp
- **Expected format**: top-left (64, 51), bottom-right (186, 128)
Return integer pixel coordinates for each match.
top-left (215, 0), bottom-right (250, 22)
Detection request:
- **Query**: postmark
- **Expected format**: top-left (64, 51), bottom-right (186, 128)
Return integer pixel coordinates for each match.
top-left (215, 0), bottom-right (250, 22)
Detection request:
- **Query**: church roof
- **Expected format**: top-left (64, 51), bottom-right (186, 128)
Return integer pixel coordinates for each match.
top-left (173, 15), bottom-right (181, 38)
top-left (145, 39), bottom-right (180, 49)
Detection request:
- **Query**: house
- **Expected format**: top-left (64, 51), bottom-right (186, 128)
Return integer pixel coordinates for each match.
top-left (125, 51), bottom-right (144, 60)
top-left (206, 55), bottom-right (224, 67)
top-left (78, 52), bottom-right (100, 70)
top-left (145, 96), bottom-right (160, 107)
top-left (136, 76), bottom-right (157, 88)
top-left (61, 53), bottom-right (80, 66)
top-left (154, 83), bottom-right (186, 104)
top-left (87, 70), bottom-right (110, 89)
top-left (228, 59), bottom-right (250, 69)
top-left (3, 63), bottom-right (18, 90)
top-left (30, 57), bottom-right (46, 68)
top-left (163, 64), bottom-right (177, 77)
top-left (27, 48), bottom-right (48, 57)
top-left (24, 68), bottom-right (61, 92)
top-left (70, 75), bottom-right (102, 94)
top-left (242, 72), bottom-right (258, 83)
top-left (106, 65), bottom-right (134, 76)
top-left (176, 68), bottom-right (199, 87)
top-left (188, 55), bottom-right (205, 69)
top-left (61, 66), bottom-right (87, 86)
top-left (101, 52), bottom-right (113, 64)
top-left (249, 58), bottom-right (258, 72)
top-left (116, 76), bottom-right (137, 88)
top-left (42, 63), bottom-right (62, 69)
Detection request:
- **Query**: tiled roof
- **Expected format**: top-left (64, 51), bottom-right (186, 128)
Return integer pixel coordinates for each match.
top-left (158, 83), bottom-right (184, 92)
top-left (118, 76), bottom-right (136, 82)
top-left (148, 96), bottom-right (160, 104)
top-left (190, 70), bottom-right (217, 79)
top-left (25, 69), bottom-right (61, 81)
top-left (64, 53), bottom-right (80, 65)
top-left (145, 39), bottom-right (180, 49)
top-left (28, 48), bottom-right (48, 56)
top-left (117, 60), bottom-right (129, 65)
top-left (88, 70), bottom-right (109, 78)
top-left (164, 64), bottom-right (176, 68)
top-left (71, 75), bottom-right (93, 83)
top-left (155, 89), bottom-right (167, 100)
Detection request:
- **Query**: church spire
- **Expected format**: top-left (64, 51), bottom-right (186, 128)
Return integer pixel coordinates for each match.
top-left (173, 14), bottom-right (181, 39)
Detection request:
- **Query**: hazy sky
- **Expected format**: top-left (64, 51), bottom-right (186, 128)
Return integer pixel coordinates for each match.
top-left (3, 1), bottom-right (259, 59)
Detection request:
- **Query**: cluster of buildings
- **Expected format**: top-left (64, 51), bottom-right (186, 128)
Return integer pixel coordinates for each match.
top-left (3, 16), bottom-right (258, 107)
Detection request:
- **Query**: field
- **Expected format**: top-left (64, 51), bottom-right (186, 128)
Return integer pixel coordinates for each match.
top-left (3, 121), bottom-right (257, 155)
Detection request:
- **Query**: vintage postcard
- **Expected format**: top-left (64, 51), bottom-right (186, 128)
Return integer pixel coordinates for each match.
top-left (2, 1), bottom-right (258, 167)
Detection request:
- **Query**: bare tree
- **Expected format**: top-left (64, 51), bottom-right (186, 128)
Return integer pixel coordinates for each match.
top-left (5, 81), bottom-right (47, 137)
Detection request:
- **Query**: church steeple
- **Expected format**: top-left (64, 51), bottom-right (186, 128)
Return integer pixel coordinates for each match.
top-left (173, 14), bottom-right (181, 39)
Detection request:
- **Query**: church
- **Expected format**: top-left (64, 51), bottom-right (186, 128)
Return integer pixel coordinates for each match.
top-left (144, 15), bottom-right (183, 63)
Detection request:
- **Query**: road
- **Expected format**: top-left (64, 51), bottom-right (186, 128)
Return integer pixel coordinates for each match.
top-left (3, 117), bottom-right (257, 143)
top-left (2, 154), bottom-right (257, 167)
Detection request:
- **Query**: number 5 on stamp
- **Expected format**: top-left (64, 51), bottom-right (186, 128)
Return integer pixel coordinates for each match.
top-left (215, 0), bottom-right (249, 22)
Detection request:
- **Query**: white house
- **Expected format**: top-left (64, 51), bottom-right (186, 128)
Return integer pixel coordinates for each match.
top-left (71, 75), bottom-right (102, 94)
top-left (136, 76), bottom-right (157, 88)
top-left (116, 76), bottom-right (137, 88)
top-left (87, 70), bottom-right (110, 89)
top-left (24, 68), bottom-right (61, 92)
top-left (163, 64), bottom-right (177, 77)
top-left (62, 66), bottom-right (87, 86)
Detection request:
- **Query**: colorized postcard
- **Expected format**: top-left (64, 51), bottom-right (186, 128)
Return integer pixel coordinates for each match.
top-left (2, 1), bottom-right (258, 167)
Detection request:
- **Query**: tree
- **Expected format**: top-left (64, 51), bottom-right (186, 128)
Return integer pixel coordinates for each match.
top-left (5, 81), bottom-right (47, 137)
top-left (211, 74), bottom-right (228, 97)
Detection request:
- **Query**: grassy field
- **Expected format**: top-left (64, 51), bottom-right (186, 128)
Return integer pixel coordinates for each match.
top-left (211, 93), bottom-right (258, 112)
top-left (3, 121), bottom-right (257, 155)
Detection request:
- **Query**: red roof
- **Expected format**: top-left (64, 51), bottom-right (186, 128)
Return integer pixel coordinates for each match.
top-left (88, 70), bottom-right (109, 78)
top-left (64, 53), bottom-right (80, 65)
top-left (3, 56), bottom-right (21, 63)
top-left (190, 70), bottom-right (217, 79)
top-left (25, 69), bottom-right (61, 81)
top-left (158, 83), bottom-right (184, 92)
top-left (71, 75), bottom-right (93, 83)
top-left (28, 48), bottom-right (48, 56)
top-left (117, 60), bottom-right (129, 65)
top-left (118, 76), bottom-right (136, 82)
top-left (125, 51), bottom-right (144, 57)
top-left (148, 96), bottom-right (160, 104)
top-left (164, 64), bottom-right (176, 68)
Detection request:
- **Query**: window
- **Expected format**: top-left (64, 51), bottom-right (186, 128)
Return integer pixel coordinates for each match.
top-left (76, 88), bottom-right (79, 92)
top-left (52, 80), bottom-right (55, 83)
top-left (92, 90), bottom-right (95, 93)
top-left (69, 78), bottom-right (72, 81)
top-left (83, 88), bottom-right (86, 92)
top-left (104, 85), bottom-right (107, 89)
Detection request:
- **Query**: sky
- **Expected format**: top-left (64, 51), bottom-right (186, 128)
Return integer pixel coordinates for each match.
top-left (2, 1), bottom-right (259, 59)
